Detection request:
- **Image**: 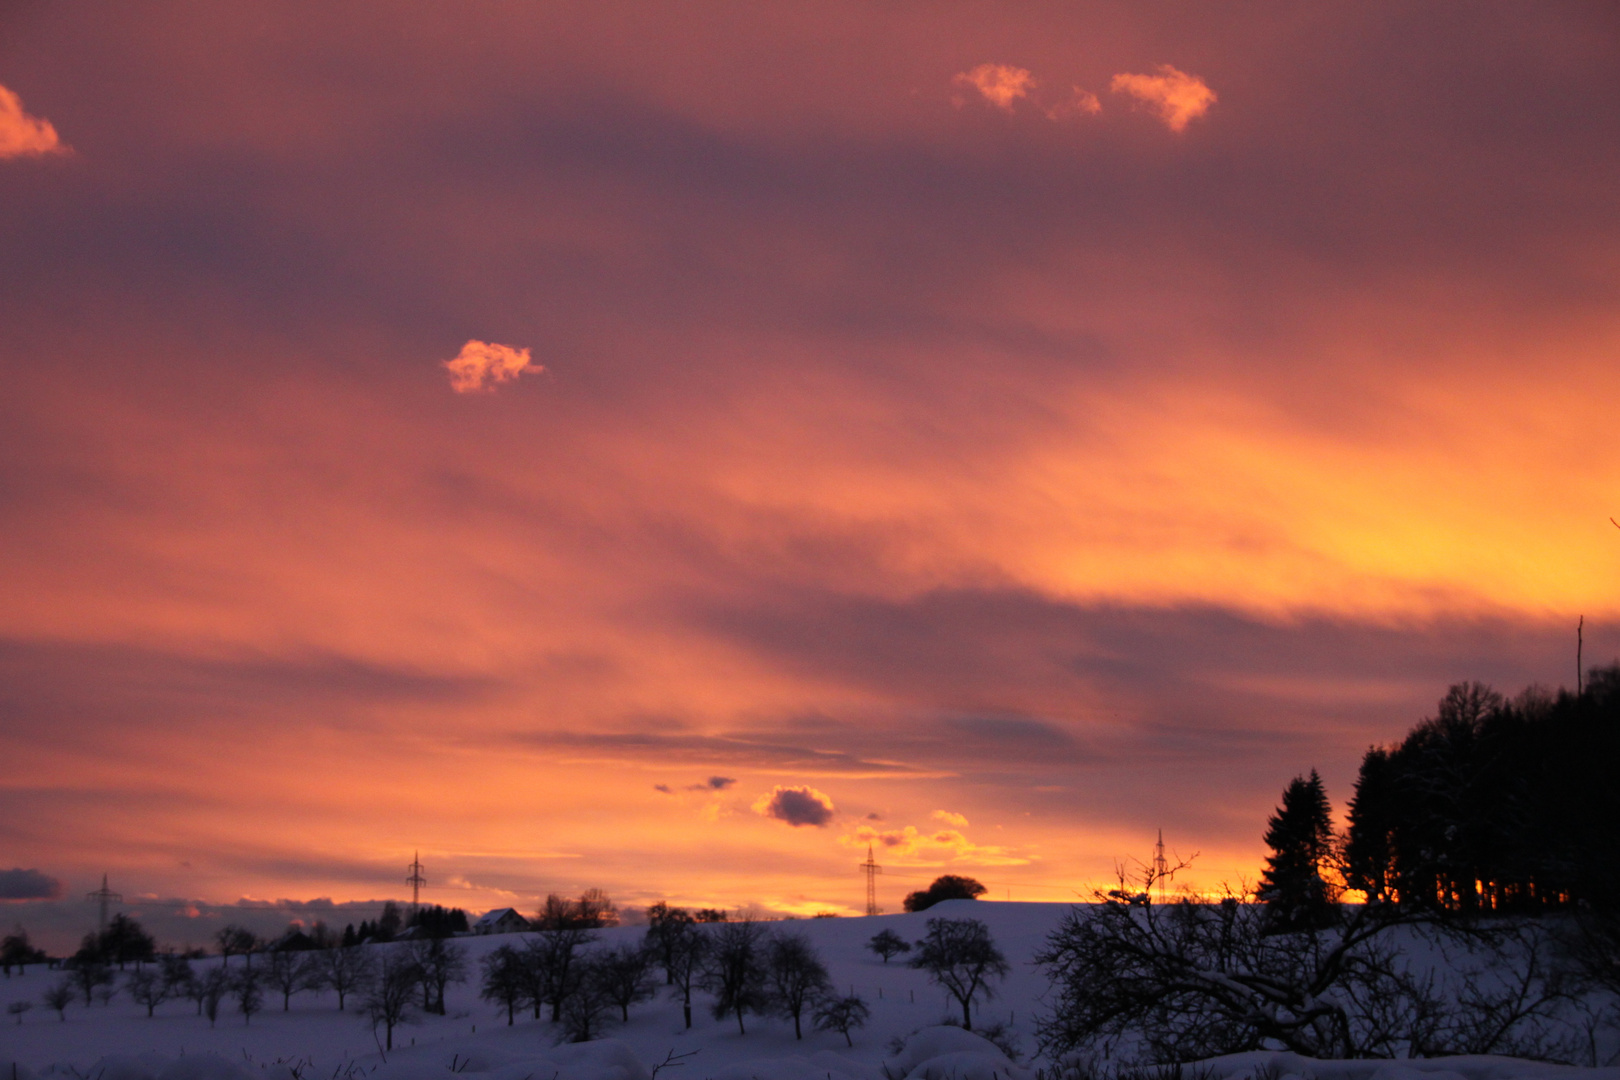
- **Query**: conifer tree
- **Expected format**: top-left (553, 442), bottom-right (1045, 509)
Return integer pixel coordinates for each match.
top-left (1258, 769), bottom-right (1337, 928)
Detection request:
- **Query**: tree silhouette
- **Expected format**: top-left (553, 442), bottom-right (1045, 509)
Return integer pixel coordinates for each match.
top-left (702, 919), bottom-right (769, 1035)
top-left (867, 928), bottom-right (911, 963)
top-left (813, 994), bottom-right (870, 1047)
top-left (903, 875), bottom-right (987, 913)
top-left (478, 944), bottom-right (527, 1025)
top-left (765, 932), bottom-right (832, 1039)
top-left (1258, 769), bottom-right (1338, 929)
top-left (908, 917), bottom-right (1008, 1030)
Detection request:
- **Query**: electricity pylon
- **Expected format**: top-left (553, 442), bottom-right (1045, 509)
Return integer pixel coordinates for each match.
top-left (1152, 829), bottom-right (1170, 904)
top-left (406, 852), bottom-right (426, 910)
top-left (86, 873), bottom-right (121, 933)
top-left (860, 844), bottom-right (883, 916)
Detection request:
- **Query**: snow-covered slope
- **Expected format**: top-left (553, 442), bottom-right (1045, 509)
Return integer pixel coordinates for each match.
top-left (3, 902), bottom-right (1615, 1080)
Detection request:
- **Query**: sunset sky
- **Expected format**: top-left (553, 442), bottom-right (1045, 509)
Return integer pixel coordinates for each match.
top-left (2, 2), bottom-right (1619, 949)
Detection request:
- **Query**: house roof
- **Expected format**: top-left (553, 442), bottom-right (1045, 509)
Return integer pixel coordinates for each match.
top-left (473, 907), bottom-right (527, 927)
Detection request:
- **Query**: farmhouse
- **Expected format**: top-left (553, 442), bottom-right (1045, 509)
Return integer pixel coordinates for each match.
top-left (472, 907), bottom-right (530, 935)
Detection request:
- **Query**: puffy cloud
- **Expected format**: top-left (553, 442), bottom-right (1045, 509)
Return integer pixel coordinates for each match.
top-left (1045, 87), bottom-right (1103, 121)
top-left (0, 867), bottom-right (64, 900)
top-left (1110, 65), bottom-right (1216, 131)
top-left (841, 824), bottom-right (1027, 866)
top-left (443, 340), bottom-right (541, 393)
top-left (0, 84), bottom-right (66, 159)
top-left (952, 64), bottom-right (1036, 112)
top-left (931, 809), bottom-right (969, 828)
top-left (753, 784), bottom-right (835, 827)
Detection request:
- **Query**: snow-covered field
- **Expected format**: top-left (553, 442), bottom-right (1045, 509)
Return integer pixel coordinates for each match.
top-left (3, 901), bottom-right (1616, 1080)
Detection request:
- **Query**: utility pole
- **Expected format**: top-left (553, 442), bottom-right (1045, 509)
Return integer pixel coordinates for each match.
top-left (860, 844), bottom-right (883, 916)
top-left (406, 852), bottom-right (426, 910)
top-left (86, 873), bottom-right (122, 934)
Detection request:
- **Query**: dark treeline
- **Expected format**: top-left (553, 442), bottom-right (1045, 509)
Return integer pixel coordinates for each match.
top-left (1344, 666), bottom-right (1620, 913)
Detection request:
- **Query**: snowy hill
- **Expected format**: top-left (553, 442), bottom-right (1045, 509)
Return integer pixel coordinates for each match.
top-left (4, 901), bottom-right (1616, 1080)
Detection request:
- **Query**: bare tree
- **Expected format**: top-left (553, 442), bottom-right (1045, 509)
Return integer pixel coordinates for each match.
top-left (595, 942), bottom-right (657, 1022)
top-left (407, 937), bottom-right (468, 1015)
top-left (526, 927), bottom-right (596, 1022)
top-left (644, 903), bottom-right (694, 985)
top-left (159, 954), bottom-right (195, 1007)
top-left (765, 931), bottom-right (832, 1039)
top-left (3, 928), bottom-right (47, 975)
top-left (479, 944), bottom-right (528, 1025)
top-left (867, 928), bottom-right (911, 963)
top-left (909, 917), bottom-right (1008, 1031)
top-left (558, 959), bottom-right (618, 1043)
top-left (702, 918), bottom-right (770, 1035)
top-left (813, 994), bottom-right (871, 1047)
top-left (199, 967), bottom-right (230, 1027)
top-left (42, 980), bottom-right (74, 1021)
top-left (215, 924), bottom-right (259, 968)
top-left (1033, 859), bottom-right (1568, 1065)
top-left (266, 949), bottom-right (316, 1011)
top-left (576, 888), bottom-right (619, 928)
top-left (312, 945), bottom-right (376, 1011)
top-left (125, 967), bottom-right (172, 1017)
top-left (70, 959), bottom-right (114, 1006)
top-left (364, 948), bottom-right (420, 1051)
top-left (663, 919), bottom-right (709, 1029)
top-left (233, 964), bottom-right (265, 1025)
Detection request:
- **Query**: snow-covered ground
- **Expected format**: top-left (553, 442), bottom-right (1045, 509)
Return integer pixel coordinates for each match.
top-left (3, 901), bottom-right (1616, 1080)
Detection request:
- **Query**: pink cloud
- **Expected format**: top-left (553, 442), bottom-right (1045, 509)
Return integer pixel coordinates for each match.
top-left (1110, 64), bottom-right (1216, 132)
top-left (0, 84), bottom-right (66, 159)
top-left (1045, 87), bottom-right (1103, 121)
top-left (952, 64), bottom-right (1036, 112)
top-left (443, 340), bottom-right (541, 393)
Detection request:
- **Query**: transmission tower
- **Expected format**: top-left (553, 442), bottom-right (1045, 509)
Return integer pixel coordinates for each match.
top-left (405, 851), bottom-right (426, 910)
top-left (1153, 830), bottom-right (1169, 904)
top-left (860, 843), bottom-right (883, 916)
top-left (86, 873), bottom-right (122, 934)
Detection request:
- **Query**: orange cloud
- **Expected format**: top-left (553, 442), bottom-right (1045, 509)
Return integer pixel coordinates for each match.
top-left (842, 823), bottom-right (1027, 866)
top-left (931, 809), bottom-right (969, 828)
top-left (1110, 64), bottom-right (1216, 131)
top-left (0, 84), bottom-right (66, 159)
top-left (952, 64), bottom-right (1036, 112)
top-left (443, 340), bottom-right (540, 393)
top-left (1045, 87), bottom-right (1103, 121)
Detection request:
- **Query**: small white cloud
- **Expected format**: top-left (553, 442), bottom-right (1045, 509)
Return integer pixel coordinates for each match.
top-left (443, 340), bottom-right (541, 393)
top-left (0, 84), bottom-right (67, 159)
top-left (952, 64), bottom-right (1036, 112)
top-left (1110, 65), bottom-right (1216, 132)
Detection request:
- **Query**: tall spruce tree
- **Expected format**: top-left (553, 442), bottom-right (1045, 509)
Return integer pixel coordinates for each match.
top-left (1258, 769), bottom-right (1337, 928)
